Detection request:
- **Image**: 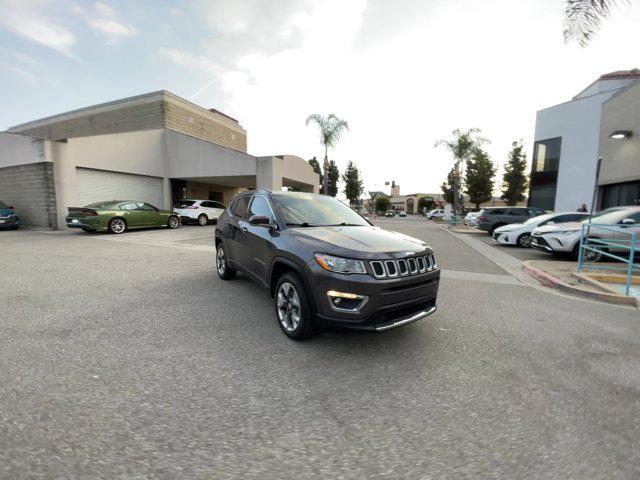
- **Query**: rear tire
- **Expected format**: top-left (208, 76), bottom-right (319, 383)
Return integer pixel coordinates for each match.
top-left (216, 242), bottom-right (236, 280)
top-left (275, 272), bottom-right (314, 340)
top-left (197, 214), bottom-right (208, 226)
top-left (108, 217), bottom-right (127, 234)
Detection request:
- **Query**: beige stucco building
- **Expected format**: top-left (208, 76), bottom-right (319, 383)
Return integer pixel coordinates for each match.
top-left (0, 91), bottom-right (318, 229)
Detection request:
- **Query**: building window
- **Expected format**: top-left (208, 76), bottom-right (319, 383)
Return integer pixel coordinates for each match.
top-left (529, 137), bottom-right (562, 210)
top-left (532, 137), bottom-right (561, 172)
top-left (600, 181), bottom-right (640, 209)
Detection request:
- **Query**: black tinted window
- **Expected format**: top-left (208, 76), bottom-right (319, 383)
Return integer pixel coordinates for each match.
top-left (488, 209), bottom-right (505, 215)
top-left (212, 202), bottom-right (226, 209)
top-left (231, 196), bottom-right (249, 218)
top-left (174, 200), bottom-right (195, 208)
top-left (201, 201), bottom-right (214, 208)
top-left (248, 196), bottom-right (273, 220)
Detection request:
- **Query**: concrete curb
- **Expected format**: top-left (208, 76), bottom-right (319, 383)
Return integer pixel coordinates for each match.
top-left (522, 261), bottom-right (637, 307)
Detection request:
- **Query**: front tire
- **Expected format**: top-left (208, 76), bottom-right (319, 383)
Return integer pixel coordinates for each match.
top-left (108, 217), bottom-right (127, 234)
top-left (216, 242), bottom-right (236, 280)
top-left (275, 273), bottom-right (314, 340)
top-left (197, 214), bottom-right (208, 226)
top-left (517, 233), bottom-right (531, 248)
top-left (168, 215), bottom-right (180, 229)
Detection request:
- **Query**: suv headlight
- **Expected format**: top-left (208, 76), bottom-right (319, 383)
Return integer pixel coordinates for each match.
top-left (315, 253), bottom-right (366, 274)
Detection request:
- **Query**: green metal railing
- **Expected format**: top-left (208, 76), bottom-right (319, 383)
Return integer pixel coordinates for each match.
top-left (577, 224), bottom-right (639, 296)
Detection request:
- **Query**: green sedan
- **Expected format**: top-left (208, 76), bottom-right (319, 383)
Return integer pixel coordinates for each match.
top-left (66, 201), bottom-right (181, 234)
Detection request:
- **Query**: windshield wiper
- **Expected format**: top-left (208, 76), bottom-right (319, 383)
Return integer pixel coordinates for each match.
top-left (286, 222), bottom-right (319, 228)
top-left (323, 223), bottom-right (364, 227)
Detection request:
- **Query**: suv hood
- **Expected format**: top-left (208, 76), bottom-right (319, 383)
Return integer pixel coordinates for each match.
top-left (533, 221), bottom-right (580, 234)
top-left (291, 226), bottom-right (430, 258)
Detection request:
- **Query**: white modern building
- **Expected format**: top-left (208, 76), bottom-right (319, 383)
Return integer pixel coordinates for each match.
top-left (530, 69), bottom-right (640, 211)
top-left (0, 91), bottom-right (319, 229)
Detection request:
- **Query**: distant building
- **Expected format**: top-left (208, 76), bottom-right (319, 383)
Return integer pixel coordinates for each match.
top-left (531, 69), bottom-right (640, 211)
top-left (0, 91), bottom-right (318, 229)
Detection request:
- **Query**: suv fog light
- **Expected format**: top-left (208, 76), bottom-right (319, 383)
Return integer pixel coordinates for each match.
top-left (327, 290), bottom-right (367, 312)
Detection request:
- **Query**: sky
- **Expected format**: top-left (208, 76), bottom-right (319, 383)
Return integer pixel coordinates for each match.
top-left (1, 0), bottom-right (640, 197)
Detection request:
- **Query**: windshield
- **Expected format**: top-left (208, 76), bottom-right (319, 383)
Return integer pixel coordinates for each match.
top-left (582, 209), bottom-right (638, 225)
top-left (0, 201), bottom-right (8, 209)
top-left (271, 193), bottom-right (370, 227)
top-left (524, 213), bottom-right (554, 225)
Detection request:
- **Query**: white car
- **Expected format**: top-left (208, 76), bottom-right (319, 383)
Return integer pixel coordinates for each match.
top-left (464, 212), bottom-right (480, 227)
top-left (493, 211), bottom-right (589, 248)
top-left (398, 211), bottom-right (407, 217)
top-left (530, 206), bottom-right (640, 259)
top-left (426, 209), bottom-right (444, 220)
top-left (173, 199), bottom-right (226, 226)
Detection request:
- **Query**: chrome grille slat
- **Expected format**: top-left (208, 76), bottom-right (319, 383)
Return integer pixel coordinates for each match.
top-left (369, 254), bottom-right (436, 279)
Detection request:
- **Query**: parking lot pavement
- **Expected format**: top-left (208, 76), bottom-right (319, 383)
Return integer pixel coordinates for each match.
top-left (2, 225), bottom-right (640, 479)
top-left (474, 232), bottom-right (569, 262)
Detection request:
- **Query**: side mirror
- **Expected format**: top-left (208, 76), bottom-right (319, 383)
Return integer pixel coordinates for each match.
top-left (8, 206), bottom-right (14, 209)
top-left (621, 218), bottom-right (636, 225)
top-left (248, 215), bottom-right (271, 227)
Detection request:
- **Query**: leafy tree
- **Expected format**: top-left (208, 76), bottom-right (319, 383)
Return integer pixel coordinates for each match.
top-left (441, 167), bottom-right (461, 205)
top-left (417, 196), bottom-right (434, 213)
top-left (564, 0), bottom-right (626, 46)
top-left (465, 148), bottom-right (496, 209)
top-left (374, 196), bottom-right (391, 213)
top-left (435, 128), bottom-right (489, 211)
top-left (305, 114), bottom-right (349, 195)
top-left (326, 160), bottom-right (340, 197)
top-left (342, 161), bottom-right (364, 207)
top-left (501, 141), bottom-right (529, 206)
top-left (308, 157), bottom-right (324, 193)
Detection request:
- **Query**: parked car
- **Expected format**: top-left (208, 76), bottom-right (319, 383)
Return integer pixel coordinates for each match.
top-left (66, 201), bottom-right (181, 234)
top-left (493, 212), bottom-right (590, 247)
top-left (464, 211), bottom-right (480, 227)
top-left (426, 209), bottom-right (445, 220)
top-left (0, 201), bottom-right (19, 230)
top-left (215, 191), bottom-right (440, 339)
top-left (385, 210), bottom-right (395, 218)
top-left (398, 211), bottom-right (407, 217)
top-left (530, 206), bottom-right (640, 260)
top-left (173, 199), bottom-right (226, 226)
top-left (477, 206), bottom-right (545, 234)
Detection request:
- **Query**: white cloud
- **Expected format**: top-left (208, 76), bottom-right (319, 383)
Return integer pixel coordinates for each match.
top-left (79, 2), bottom-right (137, 44)
top-left (0, 1), bottom-right (76, 57)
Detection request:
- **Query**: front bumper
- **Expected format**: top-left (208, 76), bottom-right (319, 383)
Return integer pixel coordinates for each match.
top-left (530, 234), bottom-right (573, 253)
top-left (493, 231), bottom-right (513, 245)
top-left (309, 262), bottom-right (440, 331)
top-left (0, 216), bottom-right (18, 228)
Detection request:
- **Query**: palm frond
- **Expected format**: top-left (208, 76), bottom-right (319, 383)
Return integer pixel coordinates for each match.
top-left (563, 0), bottom-right (627, 47)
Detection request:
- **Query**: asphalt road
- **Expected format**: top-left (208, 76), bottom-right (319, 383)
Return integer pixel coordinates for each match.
top-left (1, 220), bottom-right (639, 479)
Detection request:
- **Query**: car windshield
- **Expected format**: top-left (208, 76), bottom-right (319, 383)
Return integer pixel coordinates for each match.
top-left (85, 201), bottom-right (120, 209)
top-left (271, 193), bottom-right (369, 227)
top-left (582, 209), bottom-right (639, 225)
top-left (524, 213), bottom-right (554, 225)
top-left (0, 201), bottom-right (8, 209)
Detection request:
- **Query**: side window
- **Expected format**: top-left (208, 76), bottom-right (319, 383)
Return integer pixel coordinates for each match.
top-left (120, 203), bottom-right (137, 211)
top-left (231, 196), bottom-right (249, 218)
top-left (213, 202), bottom-right (226, 209)
top-left (628, 212), bottom-right (640, 222)
top-left (248, 196), bottom-right (274, 221)
top-left (508, 208), bottom-right (525, 216)
top-left (136, 203), bottom-right (156, 211)
top-left (201, 201), bottom-right (214, 208)
top-left (491, 209), bottom-right (505, 215)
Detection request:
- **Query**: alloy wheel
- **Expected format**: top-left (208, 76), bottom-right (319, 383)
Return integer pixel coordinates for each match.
top-left (198, 215), bottom-right (208, 226)
top-left (216, 246), bottom-right (226, 275)
top-left (169, 216), bottom-right (179, 228)
top-left (518, 233), bottom-right (531, 248)
top-left (110, 218), bottom-right (126, 234)
top-left (276, 282), bottom-right (301, 332)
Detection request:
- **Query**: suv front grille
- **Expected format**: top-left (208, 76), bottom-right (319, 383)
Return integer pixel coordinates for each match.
top-left (370, 254), bottom-right (437, 279)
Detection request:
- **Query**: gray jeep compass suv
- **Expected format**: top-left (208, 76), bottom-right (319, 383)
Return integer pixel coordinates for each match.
top-left (215, 191), bottom-right (440, 340)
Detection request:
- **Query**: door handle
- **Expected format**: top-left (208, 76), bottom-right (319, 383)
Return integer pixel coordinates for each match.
top-left (240, 226), bottom-right (248, 233)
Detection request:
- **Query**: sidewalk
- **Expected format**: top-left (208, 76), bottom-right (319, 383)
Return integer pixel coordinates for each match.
top-left (523, 260), bottom-right (638, 307)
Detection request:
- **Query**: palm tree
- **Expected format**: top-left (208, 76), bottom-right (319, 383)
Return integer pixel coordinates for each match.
top-left (305, 114), bottom-right (349, 194)
top-left (564, 0), bottom-right (628, 46)
top-left (435, 128), bottom-right (489, 213)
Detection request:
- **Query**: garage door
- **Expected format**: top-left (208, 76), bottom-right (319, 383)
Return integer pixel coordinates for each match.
top-left (76, 168), bottom-right (164, 208)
